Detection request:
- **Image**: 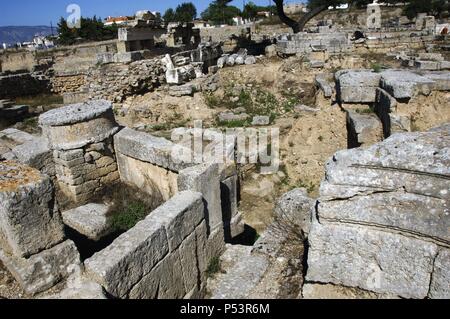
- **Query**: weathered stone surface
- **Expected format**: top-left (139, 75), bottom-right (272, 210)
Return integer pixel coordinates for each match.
top-left (336, 70), bottom-right (381, 103)
top-left (145, 191), bottom-right (204, 251)
top-left (84, 214), bottom-right (169, 297)
top-left (39, 100), bottom-right (112, 126)
top-left (178, 232), bottom-right (199, 293)
top-left (43, 276), bottom-right (107, 299)
top-left (415, 60), bottom-right (441, 71)
top-left (302, 283), bottom-right (387, 299)
top-left (429, 248), bottom-right (450, 299)
top-left (40, 100), bottom-right (119, 151)
top-left (315, 73), bottom-right (334, 98)
top-left (210, 254), bottom-right (269, 299)
top-left (422, 71), bottom-right (450, 91)
top-left (62, 203), bottom-right (113, 241)
top-left (128, 250), bottom-right (186, 299)
top-left (380, 70), bottom-right (435, 99)
top-left (116, 152), bottom-right (178, 202)
top-left (12, 137), bottom-right (55, 177)
top-left (346, 110), bottom-right (383, 147)
top-left (245, 56), bottom-right (256, 65)
top-left (374, 88), bottom-right (398, 137)
top-left (178, 164), bottom-right (222, 230)
top-left (307, 221), bottom-right (438, 299)
top-left (0, 162), bottom-right (65, 258)
top-left (274, 188), bottom-right (314, 234)
top-left (0, 240), bottom-right (80, 295)
top-left (251, 116), bottom-right (270, 126)
top-left (168, 84), bottom-right (196, 97)
top-left (320, 190), bottom-right (449, 243)
top-left (294, 104), bottom-right (318, 113)
top-left (114, 127), bottom-right (192, 172)
top-left (218, 111), bottom-right (249, 123)
top-left (307, 124), bottom-right (450, 299)
top-left (320, 124), bottom-right (450, 201)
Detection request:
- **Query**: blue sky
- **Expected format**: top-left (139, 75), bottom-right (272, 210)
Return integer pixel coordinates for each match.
top-left (0, 0), bottom-right (304, 26)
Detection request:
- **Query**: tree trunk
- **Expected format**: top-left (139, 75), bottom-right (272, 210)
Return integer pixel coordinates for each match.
top-left (273, 0), bottom-right (300, 33)
top-left (297, 4), bottom-right (330, 32)
top-left (273, 1), bottom-right (330, 33)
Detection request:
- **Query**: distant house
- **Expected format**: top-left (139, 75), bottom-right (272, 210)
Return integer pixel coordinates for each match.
top-left (232, 16), bottom-right (245, 26)
top-left (283, 2), bottom-right (307, 15)
top-left (257, 11), bottom-right (271, 18)
top-left (104, 16), bottom-right (131, 26)
top-left (329, 3), bottom-right (349, 10)
top-left (193, 20), bottom-right (211, 29)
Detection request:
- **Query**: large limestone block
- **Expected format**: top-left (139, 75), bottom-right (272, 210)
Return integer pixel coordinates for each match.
top-left (274, 188), bottom-right (314, 235)
top-left (39, 100), bottom-right (119, 150)
top-left (145, 191), bottom-right (204, 251)
top-left (116, 152), bottom-right (178, 202)
top-left (380, 70), bottom-right (435, 99)
top-left (114, 127), bottom-right (192, 172)
top-left (307, 221), bottom-right (438, 299)
top-left (346, 110), bottom-right (383, 147)
top-left (12, 137), bottom-right (55, 177)
top-left (128, 250), bottom-right (186, 299)
top-left (210, 254), bottom-right (269, 299)
top-left (62, 203), bottom-right (113, 241)
top-left (320, 124), bottom-right (450, 200)
top-left (177, 232), bottom-right (199, 293)
top-left (429, 248), bottom-right (450, 299)
top-left (318, 191), bottom-right (449, 244)
top-left (178, 163), bottom-right (223, 230)
top-left (0, 240), bottom-right (80, 295)
top-left (84, 215), bottom-right (169, 298)
top-left (0, 161), bottom-right (65, 258)
top-left (336, 70), bottom-right (381, 103)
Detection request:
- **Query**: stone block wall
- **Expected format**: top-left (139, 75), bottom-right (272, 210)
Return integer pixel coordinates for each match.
top-left (306, 124), bottom-right (450, 299)
top-left (81, 58), bottom-right (164, 102)
top-left (51, 73), bottom-right (87, 94)
top-left (0, 73), bottom-right (49, 99)
top-left (277, 32), bottom-right (351, 55)
top-left (85, 190), bottom-right (217, 299)
top-left (39, 100), bottom-right (120, 204)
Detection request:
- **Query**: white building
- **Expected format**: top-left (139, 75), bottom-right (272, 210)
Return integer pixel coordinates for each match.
top-left (2, 43), bottom-right (7, 50)
top-left (283, 2), bottom-right (307, 15)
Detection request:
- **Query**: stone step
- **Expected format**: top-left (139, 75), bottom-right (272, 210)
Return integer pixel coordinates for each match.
top-left (62, 203), bottom-right (113, 241)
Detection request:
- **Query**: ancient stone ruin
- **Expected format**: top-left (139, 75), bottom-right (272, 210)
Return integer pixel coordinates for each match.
top-left (0, 2), bottom-right (449, 301)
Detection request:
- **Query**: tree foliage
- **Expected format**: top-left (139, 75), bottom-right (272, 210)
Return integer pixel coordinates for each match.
top-left (163, 8), bottom-right (176, 22)
top-left (274, 0), bottom-right (449, 33)
top-left (201, 0), bottom-right (242, 25)
top-left (57, 16), bottom-right (118, 45)
top-left (163, 2), bottom-right (198, 23)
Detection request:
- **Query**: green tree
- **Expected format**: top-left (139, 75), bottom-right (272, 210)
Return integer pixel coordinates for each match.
top-left (57, 17), bottom-right (78, 45)
top-left (175, 2), bottom-right (198, 22)
top-left (273, 0), bottom-right (407, 33)
top-left (243, 2), bottom-right (258, 21)
top-left (201, 0), bottom-right (241, 25)
top-left (403, 0), bottom-right (449, 19)
top-left (163, 8), bottom-right (176, 22)
top-left (57, 16), bottom-right (118, 45)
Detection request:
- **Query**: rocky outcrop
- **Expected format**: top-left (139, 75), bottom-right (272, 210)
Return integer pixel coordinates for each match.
top-left (306, 124), bottom-right (450, 299)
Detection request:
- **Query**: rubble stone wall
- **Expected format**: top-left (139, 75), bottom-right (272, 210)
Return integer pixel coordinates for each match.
top-left (82, 58), bottom-right (164, 102)
top-left (51, 73), bottom-right (87, 94)
top-left (0, 73), bottom-right (50, 99)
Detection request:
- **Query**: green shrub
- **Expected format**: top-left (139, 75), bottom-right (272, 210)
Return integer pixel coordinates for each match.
top-left (110, 202), bottom-right (148, 232)
top-left (206, 256), bottom-right (222, 278)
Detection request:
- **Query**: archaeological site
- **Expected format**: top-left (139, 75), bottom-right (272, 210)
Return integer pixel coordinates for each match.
top-left (0, 0), bottom-right (449, 301)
